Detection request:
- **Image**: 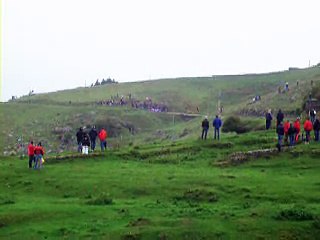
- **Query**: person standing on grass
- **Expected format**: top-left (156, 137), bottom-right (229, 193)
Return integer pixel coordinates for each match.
top-left (34, 142), bottom-right (44, 169)
top-left (82, 132), bottom-right (90, 155)
top-left (294, 117), bottom-right (301, 142)
top-left (276, 109), bottom-right (284, 127)
top-left (201, 116), bottom-right (209, 140)
top-left (284, 120), bottom-right (290, 143)
top-left (288, 123), bottom-right (296, 146)
top-left (76, 127), bottom-right (84, 153)
top-left (313, 116), bottom-right (320, 142)
top-left (89, 126), bottom-right (98, 151)
top-left (212, 115), bottom-right (222, 140)
top-left (265, 109), bottom-right (273, 130)
top-left (98, 127), bottom-right (107, 151)
top-left (27, 141), bottom-right (35, 168)
top-left (276, 121), bottom-right (285, 151)
top-left (303, 117), bottom-right (313, 144)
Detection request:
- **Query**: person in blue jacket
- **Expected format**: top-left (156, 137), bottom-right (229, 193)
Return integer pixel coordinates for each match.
top-left (212, 115), bottom-right (222, 140)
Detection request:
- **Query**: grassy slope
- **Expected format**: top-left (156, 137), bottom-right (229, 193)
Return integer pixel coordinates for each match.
top-left (1, 67), bottom-right (319, 155)
top-left (0, 131), bottom-right (319, 239)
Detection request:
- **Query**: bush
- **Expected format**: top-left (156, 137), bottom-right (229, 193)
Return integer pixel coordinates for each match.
top-left (222, 116), bottom-right (248, 134)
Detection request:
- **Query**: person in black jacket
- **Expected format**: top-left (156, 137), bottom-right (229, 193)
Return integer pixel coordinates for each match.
top-left (313, 116), bottom-right (320, 142)
top-left (76, 127), bottom-right (84, 153)
top-left (276, 109), bottom-right (284, 127)
top-left (89, 126), bottom-right (98, 151)
top-left (276, 121), bottom-right (285, 151)
top-left (201, 116), bottom-right (209, 140)
top-left (82, 133), bottom-right (90, 154)
top-left (265, 109), bottom-right (273, 130)
top-left (288, 123), bottom-right (296, 146)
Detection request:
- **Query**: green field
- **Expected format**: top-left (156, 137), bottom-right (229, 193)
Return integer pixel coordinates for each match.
top-left (1, 131), bottom-right (320, 239)
top-left (1, 67), bottom-right (320, 239)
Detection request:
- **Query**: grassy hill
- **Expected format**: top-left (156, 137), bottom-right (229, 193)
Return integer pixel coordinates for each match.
top-left (1, 66), bottom-right (319, 155)
top-left (1, 67), bottom-right (320, 239)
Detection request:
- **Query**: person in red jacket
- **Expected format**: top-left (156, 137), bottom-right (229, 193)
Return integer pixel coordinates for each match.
top-left (304, 117), bottom-right (313, 144)
top-left (293, 117), bottom-right (301, 142)
top-left (27, 141), bottom-right (35, 168)
top-left (34, 142), bottom-right (45, 169)
top-left (283, 120), bottom-right (290, 143)
top-left (98, 128), bottom-right (107, 151)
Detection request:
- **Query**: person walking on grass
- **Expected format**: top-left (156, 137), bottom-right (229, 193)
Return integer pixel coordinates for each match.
top-left (201, 116), bottom-right (209, 140)
top-left (34, 142), bottom-right (44, 169)
top-left (212, 115), bottom-right (222, 140)
top-left (313, 116), bottom-right (320, 142)
top-left (294, 117), bottom-right (301, 142)
top-left (27, 140), bottom-right (35, 168)
top-left (276, 109), bottom-right (284, 127)
top-left (76, 127), bottom-right (84, 153)
top-left (98, 127), bottom-right (107, 151)
top-left (265, 109), bottom-right (273, 130)
top-left (303, 117), bottom-right (313, 144)
top-left (89, 126), bottom-right (98, 151)
top-left (288, 123), bottom-right (296, 146)
top-left (276, 121), bottom-right (285, 151)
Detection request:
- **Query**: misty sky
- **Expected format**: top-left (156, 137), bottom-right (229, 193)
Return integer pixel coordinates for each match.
top-left (1, 0), bottom-right (320, 101)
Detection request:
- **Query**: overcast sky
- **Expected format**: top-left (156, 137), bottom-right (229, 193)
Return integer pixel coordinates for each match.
top-left (1, 0), bottom-right (320, 101)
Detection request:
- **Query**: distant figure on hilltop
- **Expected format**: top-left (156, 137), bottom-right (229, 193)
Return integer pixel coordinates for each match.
top-left (201, 116), bottom-right (209, 140)
top-left (265, 109), bottom-right (273, 130)
top-left (212, 115), bottom-right (222, 140)
top-left (89, 126), bottom-right (98, 151)
top-left (76, 127), bottom-right (84, 153)
top-left (276, 109), bottom-right (284, 127)
top-left (98, 128), bottom-right (107, 151)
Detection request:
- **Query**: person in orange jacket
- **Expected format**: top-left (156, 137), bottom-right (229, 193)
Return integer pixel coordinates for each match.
top-left (27, 140), bottom-right (35, 168)
top-left (303, 117), bottom-right (313, 144)
top-left (98, 127), bottom-right (107, 151)
top-left (293, 117), bottom-right (301, 142)
top-left (34, 142), bottom-right (45, 169)
top-left (283, 120), bottom-right (290, 143)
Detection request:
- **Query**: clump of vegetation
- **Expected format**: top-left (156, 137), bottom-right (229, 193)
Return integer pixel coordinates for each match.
top-left (275, 207), bottom-right (315, 221)
top-left (86, 192), bottom-right (113, 205)
top-left (175, 189), bottom-right (218, 203)
top-left (222, 116), bottom-right (264, 134)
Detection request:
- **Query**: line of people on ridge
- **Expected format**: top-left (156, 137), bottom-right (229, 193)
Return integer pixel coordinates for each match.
top-left (76, 126), bottom-right (108, 154)
top-left (27, 141), bottom-right (45, 169)
top-left (266, 109), bottom-right (320, 151)
top-left (201, 115), bottom-right (223, 140)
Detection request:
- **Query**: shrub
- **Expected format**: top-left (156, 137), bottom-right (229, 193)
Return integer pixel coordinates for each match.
top-left (222, 116), bottom-right (248, 134)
